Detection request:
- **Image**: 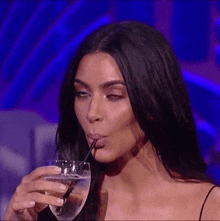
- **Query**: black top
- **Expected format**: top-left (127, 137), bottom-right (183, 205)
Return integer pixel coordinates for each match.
top-left (199, 185), bottom-right (217, 221)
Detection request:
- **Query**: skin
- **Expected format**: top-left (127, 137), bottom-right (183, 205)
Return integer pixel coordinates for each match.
top-left (4, 166), bottom-right (67, 220)
top-left (74, 52), bottom-right (145, 164)
top-left (74, 52), bottom-right (220, 220)
top-left (4, 51), bottom-right (220, 220)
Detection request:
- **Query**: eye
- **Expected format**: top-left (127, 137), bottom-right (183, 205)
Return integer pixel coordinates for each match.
top-left (75, 91), bottom-right (90, 99)
top-left (106, 94), bottom-right (124, 101)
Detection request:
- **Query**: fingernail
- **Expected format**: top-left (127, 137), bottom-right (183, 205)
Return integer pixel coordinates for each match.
top-left (29, 201), bottom-right (35, 206)
top-left (57, 198), bottom-right (63, 206)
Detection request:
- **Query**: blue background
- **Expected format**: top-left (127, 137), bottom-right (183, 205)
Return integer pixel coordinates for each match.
top-left (0, 0), bottom-right (220, 219)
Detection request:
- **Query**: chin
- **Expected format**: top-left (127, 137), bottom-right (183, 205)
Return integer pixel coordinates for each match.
top-left (92, 148), bottom-right (130, 165)
top-left (92, 149), bottom-right (118, 164)
top-left (93, 155), bottom-right (115, 164)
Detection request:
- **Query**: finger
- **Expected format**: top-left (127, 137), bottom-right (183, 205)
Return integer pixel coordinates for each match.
top-left (26, 192), bottom-right (64, 207)
top-left (27, 207), bottom-right (38, 220)
top-left (25, 180), bottom-right (67, 194)
top-left (12, 201), bottom-right (35, 211)
top-left (14, 184), bottom-right (26, 197)
top-left (22, 166), bottom-right (61, 183)
top-left (12, 203), bottom-right (37, 221)
top-left (16, 210), bottom-right (35, 221)
top-left (69, 192), bottom-right (84, 202)
top-left (34, 202), bottom-right (48, 213)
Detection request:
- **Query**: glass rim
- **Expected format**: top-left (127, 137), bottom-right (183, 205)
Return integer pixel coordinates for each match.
top-left (46, 160), bottom-right (90, 165)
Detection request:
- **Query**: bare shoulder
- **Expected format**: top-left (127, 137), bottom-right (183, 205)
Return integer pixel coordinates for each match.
top-left (199, 184), bottom-right (220, 220)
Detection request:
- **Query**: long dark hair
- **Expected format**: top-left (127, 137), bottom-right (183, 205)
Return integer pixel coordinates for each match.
top-left (56, 21), bottom-right (209, 220)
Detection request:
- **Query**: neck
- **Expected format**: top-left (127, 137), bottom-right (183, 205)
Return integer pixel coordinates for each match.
top-left (102, 141), bottom-right (174, 194)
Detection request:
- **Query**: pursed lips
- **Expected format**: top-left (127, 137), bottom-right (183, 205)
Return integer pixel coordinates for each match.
top-left (87, 133), bottom-right (107, 148)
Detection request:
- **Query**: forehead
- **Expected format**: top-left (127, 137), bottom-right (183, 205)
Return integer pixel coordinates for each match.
top-left (75, 52), bottom-right (124, 82)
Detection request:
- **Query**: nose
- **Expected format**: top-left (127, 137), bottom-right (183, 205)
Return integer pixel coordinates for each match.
top-left (86, 96), bottom-right (103, 123)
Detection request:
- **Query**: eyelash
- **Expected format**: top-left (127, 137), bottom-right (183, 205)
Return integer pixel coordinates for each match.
top-left (74, 91), bottom-right (124, 101)
top-left (74, 91), bottom-right (90, 99)
top-left (106, 94), bottom-right (124, 101)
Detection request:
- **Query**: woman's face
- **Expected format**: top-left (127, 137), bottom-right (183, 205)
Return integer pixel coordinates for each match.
top-left (74, 52), bottom-right (145, 163)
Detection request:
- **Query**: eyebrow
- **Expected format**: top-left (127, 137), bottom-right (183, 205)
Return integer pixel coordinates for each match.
top-left (74, 79), bottom-right (125, 89)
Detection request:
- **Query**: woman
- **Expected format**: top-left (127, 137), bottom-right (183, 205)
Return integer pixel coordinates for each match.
top-left (4, 21), bottom-right (220, 220)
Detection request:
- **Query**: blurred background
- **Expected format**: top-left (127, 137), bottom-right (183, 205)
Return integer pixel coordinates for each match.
top-left (0, 0), bottom-right (220, 219)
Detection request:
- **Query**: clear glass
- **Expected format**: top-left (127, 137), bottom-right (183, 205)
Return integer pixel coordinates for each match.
top-left (45, 160), bottom-right (91, 221)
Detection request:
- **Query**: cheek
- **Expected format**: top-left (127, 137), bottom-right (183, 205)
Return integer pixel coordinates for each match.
top-left (109, 107), bottom-right (144, 144)
top-left (74, 102), bottom-right (86, 127)
top-left (109, 104), bottom-right (136, 132)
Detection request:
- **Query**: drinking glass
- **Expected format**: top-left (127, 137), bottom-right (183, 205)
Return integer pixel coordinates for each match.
top-left (45, 160), bottom-right (91, 221)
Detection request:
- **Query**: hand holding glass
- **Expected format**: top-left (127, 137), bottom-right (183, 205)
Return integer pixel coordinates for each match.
top-left (45, 160), bottom-right (91, 221)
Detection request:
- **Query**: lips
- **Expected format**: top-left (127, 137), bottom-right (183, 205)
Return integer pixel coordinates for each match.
top-left (87, 133), bottom-right (107, 148)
